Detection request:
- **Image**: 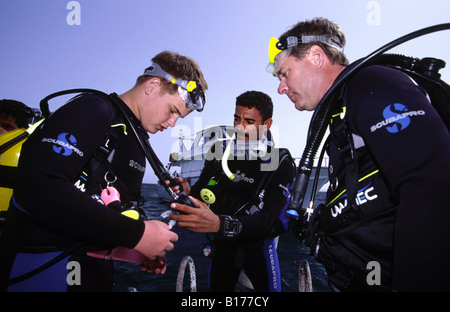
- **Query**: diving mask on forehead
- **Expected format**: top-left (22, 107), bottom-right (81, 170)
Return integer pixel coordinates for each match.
top-left (266, 34), bottom-right (343, 76)
top-left (144, 62), bottom-right (206, 112)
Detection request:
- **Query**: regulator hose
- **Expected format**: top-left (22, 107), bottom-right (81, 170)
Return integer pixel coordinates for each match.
top-left (286, 23), bottom-right (450, 222)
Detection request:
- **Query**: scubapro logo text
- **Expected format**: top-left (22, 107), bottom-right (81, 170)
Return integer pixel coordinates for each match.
top-left (370, 103), bottom-right (425, 133)
top-left (42, 133), bottom-right (84, 157)
top-left (129, 160), bottom-right (145, 172)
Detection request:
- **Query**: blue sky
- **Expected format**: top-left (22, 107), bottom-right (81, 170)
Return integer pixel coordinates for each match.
top-left (1, 0), bottom-right (449, 183)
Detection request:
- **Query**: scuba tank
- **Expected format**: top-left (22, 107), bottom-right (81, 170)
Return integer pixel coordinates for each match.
top-left (0, 128), bottom-right (27, 210)
top-left (0, 120), bottom-right (44, 229)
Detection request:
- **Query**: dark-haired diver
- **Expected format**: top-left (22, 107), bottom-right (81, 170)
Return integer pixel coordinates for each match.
top-left (169, 91), bottom-right (296, 292)
top-left (0, 99), bottom-right (36, 134)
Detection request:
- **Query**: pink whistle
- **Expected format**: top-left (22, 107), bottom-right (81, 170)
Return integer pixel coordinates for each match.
top-left (101, 186), bottom-right (121, 206)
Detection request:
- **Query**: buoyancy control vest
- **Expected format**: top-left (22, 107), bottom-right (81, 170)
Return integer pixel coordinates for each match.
top-left (317, 54), bottom-right (449, 234)
top-left (196, 145), bottom-right (296, 239)
top-left (304, 84), bottom-right (398, 291)
top-left (1, 88), bottom-right (198, 289)
top-left (0, 92), bottom-right (147, 289)
top-left (7, 93), bottom-right (144, 253)
top-left (320, 113), bottom-right (397, 233)
top-left (305, 54), bottom-right (450, 290)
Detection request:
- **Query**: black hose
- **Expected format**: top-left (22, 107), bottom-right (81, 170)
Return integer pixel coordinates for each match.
top-left (0, 132), bottom-right (28, 155)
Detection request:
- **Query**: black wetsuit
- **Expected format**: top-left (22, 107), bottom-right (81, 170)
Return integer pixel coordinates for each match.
top-left (0, 93), bottom-right (146, 291)
top-left (309, 65), bottom-right (450, 291)
top-left (190, 147), bottom-right (296, 291)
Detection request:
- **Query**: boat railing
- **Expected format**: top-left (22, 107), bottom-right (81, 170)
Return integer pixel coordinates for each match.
top-left (293, 156), bottom-right (329, 168)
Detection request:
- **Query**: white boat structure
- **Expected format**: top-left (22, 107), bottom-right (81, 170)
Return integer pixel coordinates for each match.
top-left (168, 125), bottom-right (233, 185)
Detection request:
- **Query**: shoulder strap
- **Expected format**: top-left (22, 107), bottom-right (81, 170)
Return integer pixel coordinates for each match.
top-left (329, 84), bottom-right (361, 208)
top-left (246, 148), bottom-right (295, 214)
top-left (67, 93), bottom-right (128, 196)
top-left (86, 121), bottom-right (127, 194)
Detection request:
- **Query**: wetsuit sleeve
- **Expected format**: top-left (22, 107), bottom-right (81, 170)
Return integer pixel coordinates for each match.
top-left (236, 155), bottom-right (296, 239)
top-left (346, 66), bottom-right (450, 290)
top-left (13, 95), bottom-right (144, 249)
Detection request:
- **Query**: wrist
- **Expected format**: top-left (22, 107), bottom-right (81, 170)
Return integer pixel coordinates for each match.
top-left (212, 215), bottom-right (220, 233)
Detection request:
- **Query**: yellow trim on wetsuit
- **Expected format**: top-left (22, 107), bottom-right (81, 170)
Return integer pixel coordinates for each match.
top-left (326, 169), bottom-right (379, 207)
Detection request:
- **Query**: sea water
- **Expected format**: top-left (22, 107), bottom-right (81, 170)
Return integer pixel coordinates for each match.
top-left (112, 184), bottom-right (330, 292)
